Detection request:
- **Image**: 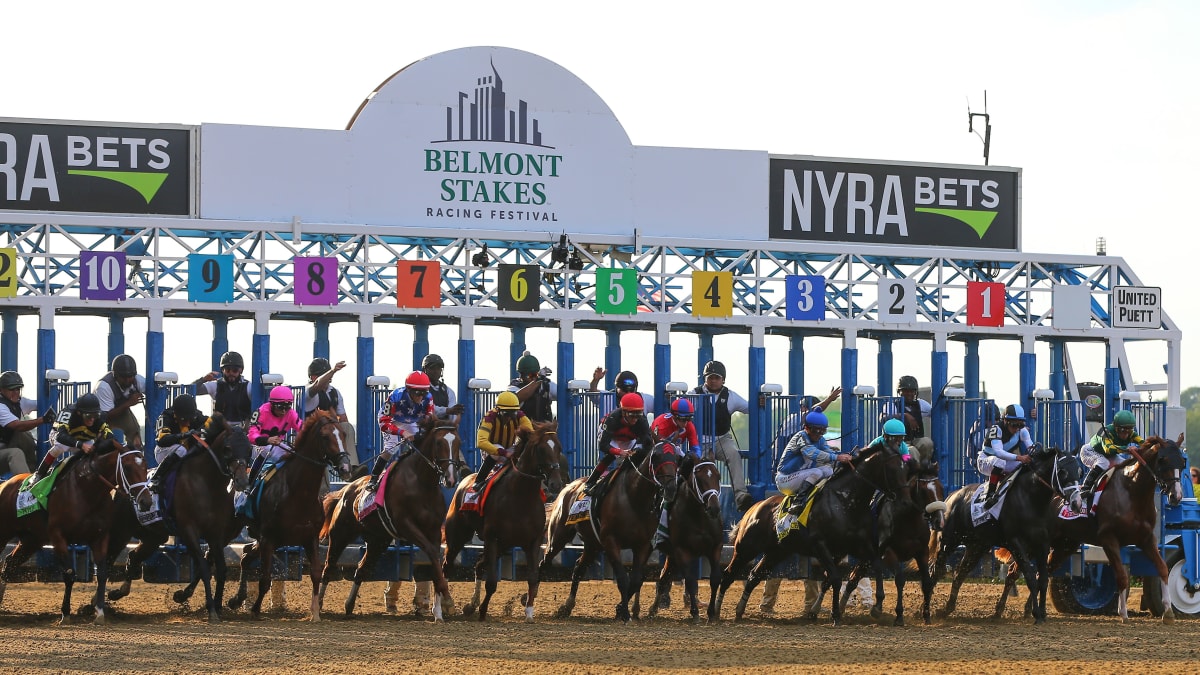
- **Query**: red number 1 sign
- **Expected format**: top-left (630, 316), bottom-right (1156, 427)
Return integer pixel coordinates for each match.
top-left (966, 281), bottom-right (1006, 327)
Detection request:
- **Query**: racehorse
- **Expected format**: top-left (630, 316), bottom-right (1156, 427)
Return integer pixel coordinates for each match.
top-left (714, 443), bottom-right (911, 626)
top-left (227, 409), bottom-right (351, 620)
top-left (541, 441), bottom-right (678, 622)
top-left (936, 444), bottom-right (1083, 625)
top-left (443, 421), bottom-right (563, 621)
top-left (102, 413), bottom-right (251, 623)
top-left (647, 451), bottom-right (724, 623)
top-left (318, 416), bottom-right (460, 621)
top-left (0, 438), bottom-right (152, 624)
top-left (836, 460), bottom-right (947, 625)
top-left (995, 434), bottom-right (1186, 622)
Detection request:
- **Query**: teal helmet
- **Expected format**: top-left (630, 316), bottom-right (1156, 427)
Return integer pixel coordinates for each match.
top-left (883, 418), bottom-right (906, 437)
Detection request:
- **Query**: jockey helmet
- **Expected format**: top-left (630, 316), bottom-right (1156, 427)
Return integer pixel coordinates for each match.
top-left (670, 397), bottom-right (694, 419)
top-left (173, 394), bottom-right (197, 418)
top-left (219, 351), bottom-right (244, 369)
top-left (1113, 409), bottom-right (1136, 429)
top-left (804, 410), bottom-right (829, 429)
top-left (516, 351), bottom-right (540, 375)
top-left (615, 370), bottom-right (638, 391)
top-left (75, 393), bottom-right (101, 415)
top-left (421, 353), bottom-right (444, 371)
top-left (307, 357), bottom-right (331, 378)
top-left (496, 391), bottom-right (521, 410)
top-left (897, 375), bottom-right (918, 391)
top-left (269, 385), bottom-right (293, 404)
top-left (111, 354), bottom-right (137, 378)
top-left (0, 371), bottom-right (23, 390)
top-left (1003, 404), bottom-right (1026, 423)
top-left (883, 418), bottom-right (906, 437)
top-left (702, 360), bottom-right (726, 379)
top-left (404, 371), bottom-right (431, 390)
top-left (620, 393), bottom-right (645, 412)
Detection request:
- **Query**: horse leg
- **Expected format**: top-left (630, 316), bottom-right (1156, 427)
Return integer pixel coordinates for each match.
top-left (892, 562), bottom-right (906, 626)
top-left (477, 542), bottom-right (499, 621)
top-left (522, 537), bottom-right (544, 622)
top-left (250, 542), bottom-right (274, 617)
top-left (1140, 536), bottom-right (1176, 624)
top-left (407, 527), bottom-right (452, 623)
top-left (556, 543), bottom-right (596, 619)
top-left (736, 552), bottom-right (780, 621)
top-left (212, 545), bottom-right (229, 620)
top-left (917, 551), bottom-right (936, 625)
top-left (317, 520), bottom-right (354, 615)
top-left (705, 546), bottom-right (723, 625)
top-left (940, 543), bottom-right (986, 618)
top-left (813, 546), bottom-right (845, 627)
top-left (994, 559), bottom-right (1021, 619)
top-left (90, 540), bottom-right (111, 625)
top-left (463, 556), bottom-right (485, 617)
top-left (179, 532), bottom-right (218, 623)
top-left (1005, 541), bottom-right (1043, 624)
top-left (229, 541), bottom-right (255, 611)
top-left (680, 552), bottom-right (701, 622)
top-left (304, 535), bottom-right (322, 622)
top-left (1100, 539), bottom-right (1131, 622)
top-left (55, 544), bottom-right (75, 625)
top-left (0, 538), bottom-right (41, 607)
top-left (345, 536), bottom-right (386, 616)
top-left (605, 540), bottom-right (633, 622)
top-left (838, 563), bottom-right (863, 615)
top-left (648, 555), bottom-right (672, 618)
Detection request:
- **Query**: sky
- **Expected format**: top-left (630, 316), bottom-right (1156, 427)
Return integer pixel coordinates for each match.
top-left (5, 0), bottom-right (1197, 417)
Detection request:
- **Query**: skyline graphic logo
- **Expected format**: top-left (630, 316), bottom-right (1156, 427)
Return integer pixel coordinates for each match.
top-left (434, 59), bottom-right (553, 148)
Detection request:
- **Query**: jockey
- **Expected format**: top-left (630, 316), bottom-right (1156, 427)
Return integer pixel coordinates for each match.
top-left (246, 385), bottom-right (302, 486)
top-left (774, 408), bottom-right (852, 513)
top-left (33, 393), bottom-right (113, 481)
top-left (1078, 409), bottom-right (1145, 505)
top-left (581, 393), bottom-right (655, 496)
top-left (977, 404), bottom-right (1035, 507)
top-left (471, 391), bottom-right (533, 493)
top-left (866, 418), bottom-right (913, 461)
top-left (369, 371), bottom-right (435, 492)
top-left (650, 398), bottom-right (701, 458)
top-left (149, 394), bottom-right (210, 494)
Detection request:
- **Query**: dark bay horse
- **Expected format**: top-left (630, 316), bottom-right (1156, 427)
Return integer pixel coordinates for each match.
top-left (443, 421), bottom-right (563, 621)
top-left (936, 445), bottom-right (1083, 624)
top-left (228, 409), bottom-right (351, 620)
top-left (102, 414), bottom-right (251, 622)
top-left (648, 451), bottom-right (724, 623)
top-left (542, 442), bottom-right (678, 622)
top-left (318, 416), bottom-right (460, 621)
top-left (715, 444), bottom-right (911, 626)
top-left (0, 439), bottom-right (152, 623)
top-left (995, 434), bottom-right (1186, 622)
top-left (836, 460), bottom-right (947, 625)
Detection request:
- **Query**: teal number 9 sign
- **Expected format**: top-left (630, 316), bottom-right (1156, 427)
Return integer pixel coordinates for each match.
top-left (188, 254), bottom-right (234, 303)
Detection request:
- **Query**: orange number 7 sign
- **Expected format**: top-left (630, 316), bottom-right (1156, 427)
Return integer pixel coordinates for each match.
top-left (396, 261), bottom-right (442, 308)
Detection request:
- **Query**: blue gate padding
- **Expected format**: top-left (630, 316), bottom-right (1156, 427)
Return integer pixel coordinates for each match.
top-left (35, 545), bottom-right (93, 583)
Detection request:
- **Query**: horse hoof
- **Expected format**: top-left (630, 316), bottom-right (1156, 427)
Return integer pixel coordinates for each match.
top-left (93, 612), bottom-right (106, 626)
top-left (870, 607), bottom-right (884, 620)
top-left (107, 589), bottom-right (128, 602)
top-left (461, 603), bottom-right (476, 617)
top-left (893, 616), bottom-right (905, 627)
top-left (1164, 611), bottom-right (1176, 625)
top-left (615, 604), bottom-right (631, 623)
top-left (172, 590), bottom-right (190, 605)
top-left (75, 604), bottom-right (96, 617)
top-left (227, 597), bottom-right (244, 610)
top-left (554, 605), bottom-right (572, 619)
top-left (208, 612), bottom-right (221, 624)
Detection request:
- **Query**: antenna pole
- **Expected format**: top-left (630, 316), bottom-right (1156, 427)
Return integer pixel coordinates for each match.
top-left (967, 90), bottom-right (992, 165)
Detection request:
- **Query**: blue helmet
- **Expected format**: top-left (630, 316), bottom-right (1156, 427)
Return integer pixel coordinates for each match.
top-left (883, 418), bottom-right (906, 437)
top-left (804, 410), bottom-right (829, 428)
top-left (1003, 404), bottom-right (1026, 423)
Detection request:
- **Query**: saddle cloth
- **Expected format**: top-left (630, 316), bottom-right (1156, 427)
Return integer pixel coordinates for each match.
top-left (356, 463), bottom-right (394, 521)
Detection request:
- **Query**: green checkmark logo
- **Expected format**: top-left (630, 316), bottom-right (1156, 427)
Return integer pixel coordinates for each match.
top-left (68, 170), bottom-right (169, 204)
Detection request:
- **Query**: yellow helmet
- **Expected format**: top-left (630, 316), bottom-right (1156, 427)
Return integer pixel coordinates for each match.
top-left (497, 391), bottom-right (521, 410)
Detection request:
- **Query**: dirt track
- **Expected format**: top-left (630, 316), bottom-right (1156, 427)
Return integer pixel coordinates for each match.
top-left (0, 577), bottom-right (1195, 674)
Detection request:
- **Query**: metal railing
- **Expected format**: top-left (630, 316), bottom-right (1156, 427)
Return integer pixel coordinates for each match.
top-left (943, 396), bottom-right (997, 492)
top-left (1033, 399), bottom-right (1088, 452)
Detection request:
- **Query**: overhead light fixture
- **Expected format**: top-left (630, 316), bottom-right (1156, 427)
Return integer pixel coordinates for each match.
top-left (1096, 237), bottom-right (1106, 256)
top-left (550, 233), bottom-right (570, 266)
top-left (567, 251), bottom-right (584, 271)
top-left (471, 243), bottom-right (489, 267)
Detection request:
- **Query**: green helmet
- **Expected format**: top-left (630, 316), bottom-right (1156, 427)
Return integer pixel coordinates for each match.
top-left (1113, 410), bottom-right (1136, 428)
top-left (516, 352), bottom-right (540, 375)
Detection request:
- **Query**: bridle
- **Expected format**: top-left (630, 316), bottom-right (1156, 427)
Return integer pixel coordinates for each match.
top-left (631, 446), bottom-right (676, 489)
top-left (511, 431), bottom-right (561, 482)
top-left (92, 446), bottom-right (151, 503)
top-left (282, 414), bottom-right (350, 472)
top-left (845, 445), bottom-right (908, 500)
top-left (688, 459), bottom-right (722, 505)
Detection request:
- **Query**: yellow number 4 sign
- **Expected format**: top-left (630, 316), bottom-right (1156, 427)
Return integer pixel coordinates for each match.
top-left (692, 271), bottom-right (733, 317)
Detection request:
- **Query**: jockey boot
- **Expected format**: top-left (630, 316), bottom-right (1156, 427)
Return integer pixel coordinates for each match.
top-left (246, 454), bottom-right (266, 488)
top-left (471, 454), bottom-right (497, 493)
top-left (581, 462), bottom-right (608, 496)
top-left (983, 468), bottom-right (1004, 507)
top-left (150, 453), bottom-right (182, 494)
top-left (787, 481), bottom-right (815, 516)
top-left (32, 452), bottom-right (56, 482)
top-left (365, 453), bottom-right (389, 493)
top-left (1079, 465), bottom-right (1105, 508)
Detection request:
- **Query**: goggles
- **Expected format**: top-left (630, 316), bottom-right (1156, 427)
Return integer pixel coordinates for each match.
top-left (1116, 425), bottom-right (1134, 433)
top-left (271, 401), bottom-right (292, 408)
top-left (807, 426), bottom-right (828, 434)
top-left (1006, 420), bottom-right (1025, 428)
top-left (622, 410), bottom-right (644, 419)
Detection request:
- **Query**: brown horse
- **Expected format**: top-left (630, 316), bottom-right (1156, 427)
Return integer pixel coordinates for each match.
top-left (541, 441), bottom-right (678, 622)
top-left (318, 416), bottom-right (460, 621)
top-left (443, 421), bottom-right (564, 621)
top-left (714, 444), bottom-right (912, 625)
top-left (996, 434), bottom-right (1186, 622)
top-left (836, 460), bottom-right (947, 625)
top-left (102, 413), bottom-right (251, 622)
top-left (0, 439), bottom-right (153, 623)
top-left (648, 451), bottom-right (724, 623)
top-left (227, 409), bottom-right (351, 620)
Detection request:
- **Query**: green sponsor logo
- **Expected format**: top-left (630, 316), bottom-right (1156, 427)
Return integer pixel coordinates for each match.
top-left (915, 207), bottom-right (998, 239)
top-left (67, 170), bottom-right (169, 204)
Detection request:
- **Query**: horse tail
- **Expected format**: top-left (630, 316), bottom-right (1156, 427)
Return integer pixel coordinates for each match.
top-left (994, 546), bottom-right (1014, 565)
top-left (319, 487), bottom-right (344, 540)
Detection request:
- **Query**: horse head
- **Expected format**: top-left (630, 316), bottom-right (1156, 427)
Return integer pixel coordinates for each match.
top-left (913, 460), bottom-right (947, 531)
top-left (857, 443), bottom-right (912, 505)
top-left (513, 421), bottom-right (563, 496)
top-left (648, 441), bottom-right (679, 504)
top-left (297, 409), bottom-right (352, 480)
top-left (684, 449), bottom-right (722, 518)
top-left (1143, 434), bottom-right (1186, 507)
top-left (96, 437), bottom-right (154, 512)
top-left (1030, 444), bottom-right (1084, 513)
top-left (419, 415), bottom-right (460, 488)
top-left (209, 413), bottom-right (251, 492)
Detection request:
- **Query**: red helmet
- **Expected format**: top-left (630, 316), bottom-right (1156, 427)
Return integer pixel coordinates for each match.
top-left (405, 371), bottom-right (431, 390)
top-left (619, 393), bottom-right (644, 411)
top-left (670, 398), bottom-right (694, 418)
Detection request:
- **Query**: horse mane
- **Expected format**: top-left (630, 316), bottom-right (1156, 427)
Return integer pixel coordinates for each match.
top-left (92, 437), bottom-right (121, 455)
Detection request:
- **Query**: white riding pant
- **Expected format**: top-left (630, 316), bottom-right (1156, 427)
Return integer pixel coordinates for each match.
top-left (253, 443), bottom-right (289, 464)
top-left (1079, 445), bottom-right (1115, 471)
top-left (776, 465), bottom-right (832, 495)
top-left (48, 442), bottom-right (85, 460)
top-left (154, 441), bottom-right (187, 464)
top-left (976, 452), bottom-right (1020, 475)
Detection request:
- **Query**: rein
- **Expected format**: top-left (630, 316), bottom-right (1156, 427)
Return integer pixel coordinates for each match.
top-left (510, 431), bottom-right (560, 482)
top-left (113, 448), bottom-right (151, 500)
top-left (1126, 442), bottom-right (1179, 493)
top-left (843, 447), bottom-right (905, 499)
top-left (688, 460), bottom-right (721, 505)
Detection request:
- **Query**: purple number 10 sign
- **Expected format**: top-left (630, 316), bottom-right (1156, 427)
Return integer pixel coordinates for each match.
top-left (294, 257), bottom-right (338, 305)
top-left (80, 251), bottom-right (127, 301)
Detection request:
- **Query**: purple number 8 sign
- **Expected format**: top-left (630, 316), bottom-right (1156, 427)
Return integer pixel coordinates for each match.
top-left (80, 251), bottom-right (127, 301)
top-left (294, 257), bottom-right (338, 305)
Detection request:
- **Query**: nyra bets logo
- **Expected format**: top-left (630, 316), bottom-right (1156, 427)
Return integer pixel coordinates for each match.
top-left (423, 60), bottom-right (561, 224)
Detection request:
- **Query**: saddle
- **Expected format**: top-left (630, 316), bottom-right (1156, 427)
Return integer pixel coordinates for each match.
top-left (15, 462), bottom-right (67, 518)
top-left (237, 458), bottom-right (285, 521)
top-left (460, 463), bottom-right (510, 514)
